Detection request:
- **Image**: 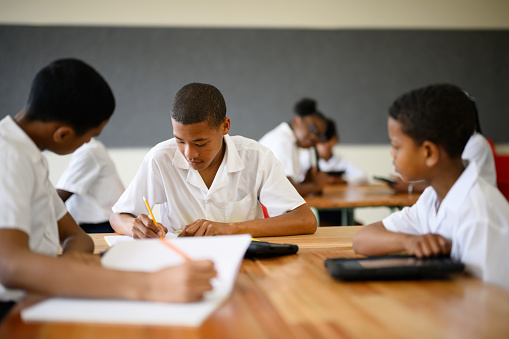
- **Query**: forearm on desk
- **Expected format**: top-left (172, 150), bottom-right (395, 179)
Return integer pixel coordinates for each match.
top-left (231, 204), bottom-right (317, 237)
top-left (352, 222), bottom-right (409, 255)
top-left (109, 212), bottom-right (136, 235)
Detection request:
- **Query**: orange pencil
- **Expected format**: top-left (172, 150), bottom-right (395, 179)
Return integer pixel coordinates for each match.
top-left (160, 239), bottom-right (192, 262)
top-left (143, 196), bottom-right (164, 239)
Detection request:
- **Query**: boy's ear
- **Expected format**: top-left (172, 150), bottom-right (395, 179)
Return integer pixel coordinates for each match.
top-left (53, 125), bottom-right (75, 143)
top-left (221, 117), bottom-right (231, 135)
top-left (422, 140), bottom-right (439, 167)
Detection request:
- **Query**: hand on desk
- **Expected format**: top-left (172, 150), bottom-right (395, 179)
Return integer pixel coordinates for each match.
top-left (131, 214), bottom-right (168, 239)
top-left (179, 219), bottom-right (234, 237)
top-left (404, 233), bottom-right (451, 258)
top-left (151, 260), bottom-right (217, 302)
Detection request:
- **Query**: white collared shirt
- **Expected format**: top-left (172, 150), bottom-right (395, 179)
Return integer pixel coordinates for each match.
top-left (462, 132), bottom-right (497, 186)
top-left (0, 116), bottom-right (66, 301)
top-left (383, 161), bottom-right (509, 290)
top-left (112, 134), bottom-right (305, 231)
top-left (56, 138), bottom-right (124, 224)
top-left (258, 122), bottom-right (302, 183)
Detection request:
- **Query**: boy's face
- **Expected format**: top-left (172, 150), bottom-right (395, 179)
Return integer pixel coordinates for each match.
top-left (388, 117), bottom-right (427, 182)
top-left (53, 119), bottom-right (109, 155)
top-left (172, 117), bottom-right (230, 172)
top-left (316, 136), bottom-right (338, 160)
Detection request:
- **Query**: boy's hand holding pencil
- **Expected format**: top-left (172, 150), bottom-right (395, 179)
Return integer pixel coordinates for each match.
top-left (129, 197), bottom-right (168, 239)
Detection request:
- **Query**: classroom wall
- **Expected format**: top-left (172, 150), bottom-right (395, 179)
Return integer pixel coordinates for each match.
top-left (3, 0), bottom-right (509, 223)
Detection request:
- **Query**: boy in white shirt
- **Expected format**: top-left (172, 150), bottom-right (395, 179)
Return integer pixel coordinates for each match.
top-left (0, 59), bottom-right (216, 322)
top-left (110, 83), bottom-right (317, 239)
top-left (353, 83), bottom-right (509, 290)
top-left (57, 138), bottom-right (124, 233)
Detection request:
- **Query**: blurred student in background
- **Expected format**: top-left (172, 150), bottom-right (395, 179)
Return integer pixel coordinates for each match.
top-left (56, 138), bottom-right (124, 233)
top-left (259, 98), bottom-right (329, 197)
top-left (299, 118), bottom-right (367, 186)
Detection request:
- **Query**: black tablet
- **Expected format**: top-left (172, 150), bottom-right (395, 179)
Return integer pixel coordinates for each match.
top-left (324, 255), bottom-right (464, 281)
top-left (326, 170), bottom-right (346, 177)
top-left (245, 241), bottom-right (298, 258)
top-left (373, 175), bottom-right (397, 185)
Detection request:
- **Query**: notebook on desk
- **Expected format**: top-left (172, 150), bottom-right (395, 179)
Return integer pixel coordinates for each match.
top-left (324, 255), bottom-right (464, 281)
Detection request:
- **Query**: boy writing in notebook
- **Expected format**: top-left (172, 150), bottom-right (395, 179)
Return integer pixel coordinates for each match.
top-left (110, 83), bottom-right (317, 238)
top-left (352, 84), bottom-right (509, 290)
top-left (0, 59), bottom-right (215, 322)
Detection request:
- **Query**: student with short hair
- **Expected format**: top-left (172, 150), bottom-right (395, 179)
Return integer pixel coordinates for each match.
top-left (385, 89), bottom-right (496, 193)
top-left (110, 83), bottom-right (317, 238)
top-left (352, 84), bottom-right (509, 290)
top-left (259, 98), bottom-right (329, 196)
top-left (56, 138), bottom-right (124, 233)
top-left (0, 60), bottom-right (216, 322)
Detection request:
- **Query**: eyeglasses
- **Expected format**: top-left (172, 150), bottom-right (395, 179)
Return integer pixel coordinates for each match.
top-left (307, 124), bottom-right (327, 143)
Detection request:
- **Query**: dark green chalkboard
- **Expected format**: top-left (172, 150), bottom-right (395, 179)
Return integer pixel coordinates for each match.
top-left (1, 26), bottom-right (508, 146)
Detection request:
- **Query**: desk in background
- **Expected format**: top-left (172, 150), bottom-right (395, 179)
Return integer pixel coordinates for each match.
top-left (2, 227), bottom-right (509, 339)
top-left (305, 184), bottom-right (420, 225)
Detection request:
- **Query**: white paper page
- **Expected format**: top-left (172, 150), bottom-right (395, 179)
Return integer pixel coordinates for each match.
top-left (21, 234), bottom-right (251, 326)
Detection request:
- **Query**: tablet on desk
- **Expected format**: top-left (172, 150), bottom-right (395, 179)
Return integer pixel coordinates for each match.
top-left (324, 255), bottom-right (464, 281)
top-left (326, 170), bottom-right (345, 177)
top-left (245, 241), bottom-right (298, 258)
top-left (373, 175), bottom-right (397, 185)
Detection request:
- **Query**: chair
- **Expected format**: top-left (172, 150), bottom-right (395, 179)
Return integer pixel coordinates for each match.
top-left (494, 155), bottom-right (509, 201)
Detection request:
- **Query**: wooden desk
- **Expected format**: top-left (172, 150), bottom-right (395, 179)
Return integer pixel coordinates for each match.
top-left (3, 227), bottom-right (509, 339)
top-left (89, 226), bottom-right (364, 254)
top-left (305, 184), bottom-right (420, 225)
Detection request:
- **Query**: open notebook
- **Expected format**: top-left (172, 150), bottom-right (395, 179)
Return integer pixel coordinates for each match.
top-left (21, 234), bottom-right (251, 326)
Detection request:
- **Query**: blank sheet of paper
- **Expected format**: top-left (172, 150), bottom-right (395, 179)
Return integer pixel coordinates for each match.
top-left (21, 235), bottom-right (251, 326)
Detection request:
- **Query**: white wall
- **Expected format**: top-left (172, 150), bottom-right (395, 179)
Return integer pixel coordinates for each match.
top-left (1, 0), bottom-right (509, 28)
top-left (9, 0), bottom-right (509, 224)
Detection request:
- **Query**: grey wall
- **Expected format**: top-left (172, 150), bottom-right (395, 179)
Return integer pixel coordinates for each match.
top-left (1, 26), bottom-right (508, 147)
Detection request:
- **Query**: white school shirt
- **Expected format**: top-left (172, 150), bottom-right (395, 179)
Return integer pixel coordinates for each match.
top-left (0, 116), bottom-right (67, 301)
top-left (462, 132), bottom-right (497, 186)
top-left (298, 147), bottom-right (367, 184)
top-left (56, 138), bottom-right (124, 224)
top-left (112, 134), bottom-right (305, 231)
top-left (258, 122), bottom-right (301, 183)
top-left (382, 161), bottom-right (509, 290)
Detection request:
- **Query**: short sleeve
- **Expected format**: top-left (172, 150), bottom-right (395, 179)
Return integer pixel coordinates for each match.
top-left (258, 149), bottom-right (306, 217)
top-left (56, 146), bottom-right (100, 195)
top-left (112, 149), bottom-right (166, 216)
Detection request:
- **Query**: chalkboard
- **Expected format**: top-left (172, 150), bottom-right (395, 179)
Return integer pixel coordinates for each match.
top-left (1, 26), bottom-right (508, 147)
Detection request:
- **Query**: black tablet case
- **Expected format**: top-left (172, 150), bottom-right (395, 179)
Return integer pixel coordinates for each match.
top-left (324, 255), bottom-right (464, 281)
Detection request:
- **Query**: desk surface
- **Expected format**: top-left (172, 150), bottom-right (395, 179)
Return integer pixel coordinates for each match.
top-left (3, 227), bottom-right (509, 339)
top-left (89, 226), bottom-right (363, 254)
top-left (305, 184), bottom-right (419, 209)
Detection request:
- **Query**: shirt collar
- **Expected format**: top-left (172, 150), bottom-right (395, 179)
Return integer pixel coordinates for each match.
top-left (0, 115), bottom-right (43, 164)
top-left (439, 160), bottom-right (478, 214)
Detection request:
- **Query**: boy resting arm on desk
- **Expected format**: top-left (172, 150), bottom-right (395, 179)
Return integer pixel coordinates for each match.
top-left (110, 83), bottom-right (317, 239)
top-left (0, 60), bottom-right (215, 321)
top-left (352, 84), bottom-right (509, 290)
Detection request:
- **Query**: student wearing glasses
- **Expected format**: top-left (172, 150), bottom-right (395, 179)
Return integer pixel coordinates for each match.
top-left (259, 98), bottom-right (329, 197)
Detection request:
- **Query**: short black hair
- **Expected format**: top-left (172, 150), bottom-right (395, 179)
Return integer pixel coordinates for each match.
top-left (294, 98), bottom-right (318, 117)
top-left (171, 83), bottom-right (226, 128)
top-left (24, 58), bottom-right (115, 135)
top-left (389, 83), bottom-right (476, 158)
top-left (324, 118), bottom-right (339, 142)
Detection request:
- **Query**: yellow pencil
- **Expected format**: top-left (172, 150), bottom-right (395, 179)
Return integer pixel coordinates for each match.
top-left (143, 196), bottom-right (163, 239)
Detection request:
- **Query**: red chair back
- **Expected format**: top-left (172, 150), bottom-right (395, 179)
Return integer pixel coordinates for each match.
top-left (494, 155), bottom-right (509, 201)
